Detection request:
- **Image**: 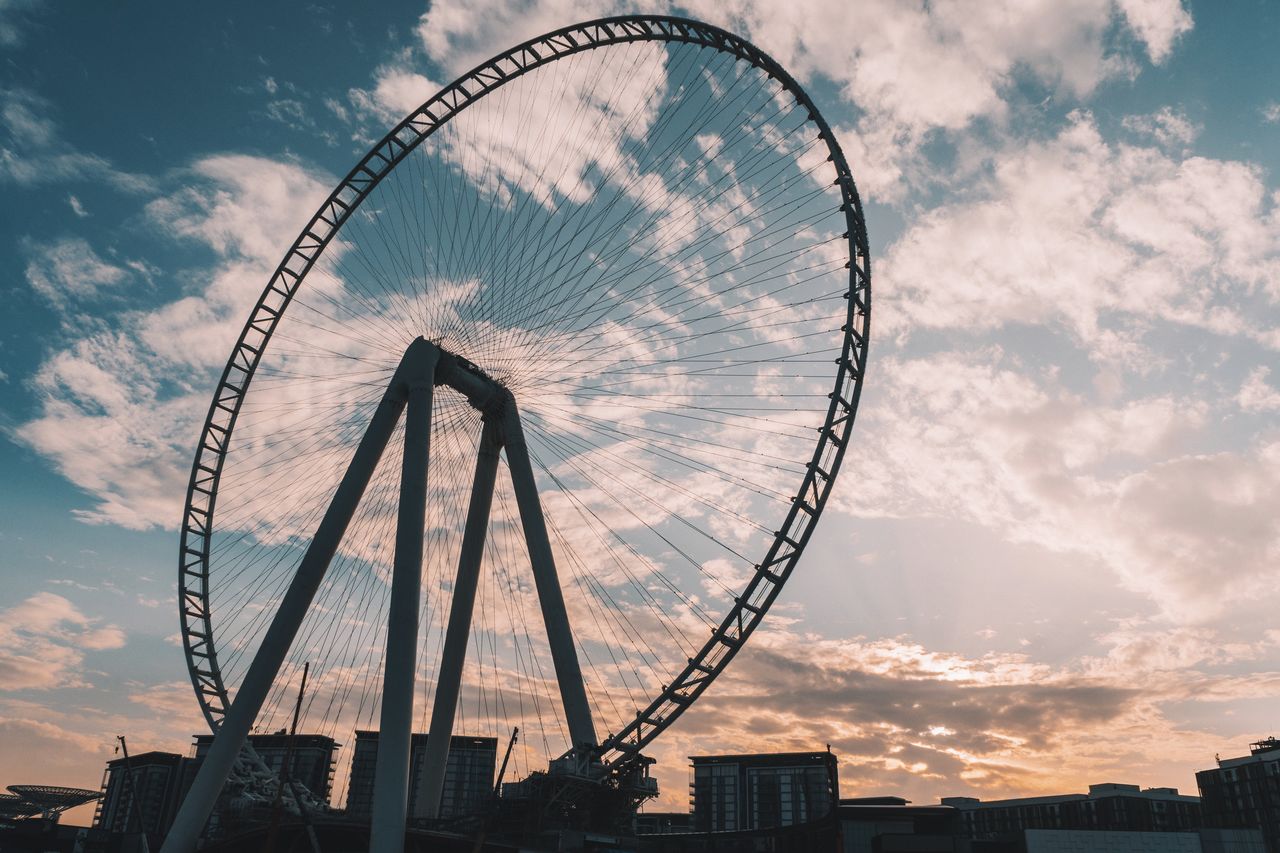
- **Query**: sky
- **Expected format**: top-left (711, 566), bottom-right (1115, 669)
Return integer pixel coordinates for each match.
top-left (2, 0), bottom-right (1280, 825)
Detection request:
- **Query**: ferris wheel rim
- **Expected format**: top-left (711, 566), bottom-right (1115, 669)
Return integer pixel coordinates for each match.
top-left (176, 12), bottom-right (871, 775)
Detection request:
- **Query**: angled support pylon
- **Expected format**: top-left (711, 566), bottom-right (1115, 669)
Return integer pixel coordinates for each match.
top-left (369, 344), bottom-right (438, 853)
top-left (161, 338), bottom-right (437, 853)
top-left (163, 339), bottom-right (598, 853)
top-left (415, 418), bottom-right (501, 819)
top-left (502, 398), bottom-right (598, 752)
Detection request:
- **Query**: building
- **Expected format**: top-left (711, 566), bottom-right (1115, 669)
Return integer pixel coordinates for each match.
top-left (689, 751), bottom-right (838, 833)
top-left (942, 783), bottom-right (1202, 839)
top-left (1017, 827), bottom-right (1264, 852)
top-left (1197, 737), bottom-right (1280, 852)
top-left (93, 751), bottom-right (188, 846)
top-left (344, 731), bottom-right (497, 819)
top-left (634, 811), bottom-right (693, 834)
top-left (838, 796), bottom-right (964, 852)
top-left (190, 731), bottom-right (339, 804)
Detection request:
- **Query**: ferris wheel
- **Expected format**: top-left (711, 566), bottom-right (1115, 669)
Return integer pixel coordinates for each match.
top-left (166, 14), bottom-right (869, 853)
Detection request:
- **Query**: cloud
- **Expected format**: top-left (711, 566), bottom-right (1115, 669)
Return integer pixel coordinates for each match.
top-left (16, 154), bottom-right (334, 529)
top-left (1114, 0), bottom-right (1193, 63)
top-left (23, 236), bottom-right (129, 308)
top-left (1263, 102), bottom-right (1280, 125)
top-left (366, 67), bottom-right (440, 122)
top-left (639, 625), bottom-right (1273, 806)
top-left (1122, 105), bottom-right (1199, 149)
top-left (0, 0), bottom-right (41, 49)
top-left (415, 0), bottom-right (617, 77)
top-left (839, 350), bottom-right (1280, 620)
top-left (0, 592), bottom-right (126, 690)
top-left (879, 111), bottom-right (1280, 349)
top-left (1237, 367), bottom-right (1280, 413)
top-left (406, 0), bottom-right (1192, 203)
top-left (0, 88), bottom-right (154, 191)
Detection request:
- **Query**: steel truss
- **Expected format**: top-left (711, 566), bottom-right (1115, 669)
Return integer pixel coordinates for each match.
top-left (174, 10), bottom-right (870, 850)
top-left (167, 339), bottom-right (604, 853)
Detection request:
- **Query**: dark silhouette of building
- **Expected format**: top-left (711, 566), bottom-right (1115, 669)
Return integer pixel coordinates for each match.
top-left (190, 731), bottom-right (339, 804)
top-left (838, 796), bottom-right (964, 851)
top-left (689, 751), bottom-right (838, 832)
top-left (94, 751), bottom-right (187, 846)
top-left (634, 811), bottom-right (693, 834)
top-left (942, 783), bottom-right (1201, 839)
top-left (344, 731), bottom-right (497, 819)
top-left (1197, 737), bottom-right (1280, 852)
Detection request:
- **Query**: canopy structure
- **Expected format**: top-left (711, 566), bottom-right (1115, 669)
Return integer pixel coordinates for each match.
top-left (4, 785), bottom-right (102, 820)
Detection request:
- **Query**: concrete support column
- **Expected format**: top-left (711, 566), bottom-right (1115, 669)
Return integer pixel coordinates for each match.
top-left (161, 338), bottom-right (437, 853)
top-left (501, 400), bottom-right (598, 751)
top-left (415, 418), bottom-right (502, 819)
top-left (369, 345), bottom-right (438, 853)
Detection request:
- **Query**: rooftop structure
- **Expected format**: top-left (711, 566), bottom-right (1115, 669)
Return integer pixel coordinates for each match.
top-left (942, 783), bottom-right (1201, 838)
top-left (1197, 738), bottom-right (1280, 852)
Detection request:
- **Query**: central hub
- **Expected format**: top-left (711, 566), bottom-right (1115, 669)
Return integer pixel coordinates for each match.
top-left (425, 340), bottom-right (508, 418)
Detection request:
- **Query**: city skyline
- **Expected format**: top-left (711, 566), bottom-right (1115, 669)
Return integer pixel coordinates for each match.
top-left (2, 0), bottom-right (1279, 831)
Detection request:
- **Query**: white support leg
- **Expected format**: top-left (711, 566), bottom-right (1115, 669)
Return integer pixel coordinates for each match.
top-left (370, 347), bottom-right (438, 853)
top-left (162, 338), bottom-right (437, 853)
top-left (501, 400), bottom-right (598, 751)
top-left (416, 419), bottom-right (502, 819)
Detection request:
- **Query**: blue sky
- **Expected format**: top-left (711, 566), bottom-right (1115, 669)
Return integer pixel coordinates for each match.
top-left (2, 0), bottom-right (1280, 821)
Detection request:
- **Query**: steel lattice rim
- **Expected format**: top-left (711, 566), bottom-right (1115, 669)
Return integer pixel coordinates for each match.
top-left (177, 13), bottom-right (870, 775)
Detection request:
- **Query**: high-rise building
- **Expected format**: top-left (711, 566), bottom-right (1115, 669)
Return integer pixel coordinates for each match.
top-left (190, 732), bottom-right (339, 805)
top-left (941, 783), bottom-right (1202, 838)
top-left (344, 731), bottom-right (497, 819)
top-left (1197, 737), bottom-right (1280, 852)
top-left (94, 751), bottom-right (188, 846)
top-left (689, 751), bottom-right (838, 832)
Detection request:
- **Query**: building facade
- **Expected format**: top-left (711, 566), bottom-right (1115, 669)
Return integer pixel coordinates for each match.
top-left (190, 732), bottom-right (339, 804)
top-left (942, 783), bottom-right (1202, 839)
top-left (93, 751), bottom-right (188, 845)
top-left (838, 796), bottom-right (962, 852)
top-left (344, 731), bottom-right (497, 819)
top-left (1197, 738), bottom-right (1280, 852)
top-left (634, 811), bottom-right (693, 834)
top-left (689, 751), bottom-right (838, 833)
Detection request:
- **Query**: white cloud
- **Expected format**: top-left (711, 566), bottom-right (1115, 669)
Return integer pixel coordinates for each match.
top-left (17, 154), bottom-right (334, 529)
top-left (1115, 0), bottom-right (1193, 63)
top-left (1262, 102), bottom-right (1280, 125)
top-left (0, 592), bottom-right (126, 690)
top-left (408, 0), bottom-right (1190, 203)
top-left (67, 193), bottom-right (87, 217)
top-left (0, 88), bottom-right (154, 191)
top-left (840, 350), bottom-right (1280, 620)
top-left (879, 112), bottom-right (1280, 350)
top-left (415, 0), bottom-right (617, 77)
top-left (1237, 367), bottom-right (1280, 413)
top-left (24, 236), bottom-right (129, 308)
top-left (1122, 105), bottom-right (1199, 149)
top-left (372, 72), bottom-right (430, 119)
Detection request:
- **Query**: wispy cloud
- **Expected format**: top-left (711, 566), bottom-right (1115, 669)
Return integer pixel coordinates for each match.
top-left (23, 236), bottom-right (129, 309)
top-left (0, 592), bottom-right (125, 690)
top-left (879, 111), bottom-right (1280, 348)
top-left (16, 154), bottom-right (333, 529)
top-left (0, 88), bottom-right (154, 192)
